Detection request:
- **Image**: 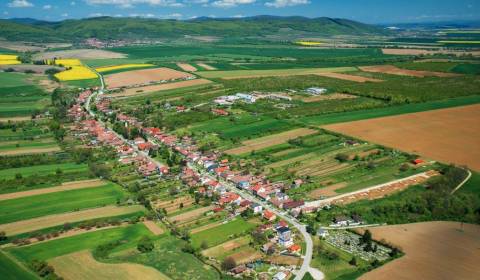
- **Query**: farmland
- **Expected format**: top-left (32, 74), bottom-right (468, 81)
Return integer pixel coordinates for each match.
top-left (190, 218), bottom-right (256, 248)
top-left (104, 67), bottom-right (192, 89)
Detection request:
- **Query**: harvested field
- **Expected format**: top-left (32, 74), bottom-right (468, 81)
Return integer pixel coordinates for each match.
top-left (227, 248), bottom-right (263, 265)
top-left (176, 63), bottom-right (197, 72)
top-left (315, 72), bottom-right (383, 83)
top-left (359, 65), bottom-right (460, 77)
top-left (51, 251), bottom-right (169, 280)
top-left (299, 93), bottom-right (357, 103)
top-left (323, 104), bottom-right (480, 171)
top-left (143, 221), bottom-right (164, 235)
top-left (358, 222), bottom-right (480, 280)
top-left (197, 63), bottom-right (217, 70)
top-left (189, 221), bottom-right (223, 234)
top-left (0, 205), bottom-right (144, 235)
top-left (266, 255), bottom-right (302, 266)
top-left (105, 67), bottom-right (192, 89)
top-left (225, 128), bottom-right (317, 155)
top-left (382, 48), bottom-right (480, 57)
top-left (168, 205), bottom-right (214, 224)
top-left (34, 49), bottom-right (126, 60)
top-left (308, 182), bottom-right (347, 199)
top-left (111, 79), bottom-right (212, 97)
top-left (0, 146), bottom-right (61, 156)
top-left (0, 179), bottom-right (105, 201)
top-left (202, 237), bottom-right (250, 258)
top-left (0, 116), bottom-right (32, 122)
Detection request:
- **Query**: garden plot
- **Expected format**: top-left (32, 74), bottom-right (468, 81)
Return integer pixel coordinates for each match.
top-left (202, 236), bottom-right (250, 258)
top-left (226, 247), bottom-right (263, 265)
top-left (359, 65), bottom-right (460, 77)
top-left (267, 255), bottom-right (302, 266)
top-left (225, 128), bottom-right (317, 155)
top-left (358, 222), bottom-right (480, 280)
top-left (104, 67), bottom-right (192, 89)
top-left (167, 205), bottom-right (214, 224)
top-left (154, 196), bottom-right (195, 214)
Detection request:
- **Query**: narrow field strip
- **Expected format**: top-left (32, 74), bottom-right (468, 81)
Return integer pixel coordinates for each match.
top-left (143, 221), bottom-right (164, 235)
top-left (225, 128), bottom-right (317, 155)
top-left (315, 72), bottom-right (383, 83)
top-left (197, 63), bottom-right (216, 70)
top-left (110, 79), bottom-right (212, 97)
top-left (0, 205), bottom-right (145, 235)
top-left (359, 65), bottom-right (460, 77)
top-left (176, 63), bottom-right (197, 72)
top-left (197, 66), bottom-right (356, 79)
top-left (168, 205), bottom-right (214, 224)
top-left (0, 179), bottom-right (106, 201)
top-left (0, 146), bottom-right (61, 156)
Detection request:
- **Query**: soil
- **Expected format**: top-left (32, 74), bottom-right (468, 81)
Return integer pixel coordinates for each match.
top-left (176, 63), bottom-right (197, 72)
top-left (111, 79), bottom-right (212, 97)
top-left (105, 67), bottom-right (192, 89)
top-left (316, 72), bottom-right (383, 83)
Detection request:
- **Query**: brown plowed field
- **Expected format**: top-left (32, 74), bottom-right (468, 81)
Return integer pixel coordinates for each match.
top-left (324, 104), bottom-right (480, 171)
top-left (316, 72), bottom-right (383, 83)
top-left (308, 182), bottom-right (347, 199)
top-left (227, 248), bottom-right (263, 265)
top-left (51, 251), bottom-right (169, 280)
top-left (105, 67), bottom-right (192, 89)
top-left (225, 128), bottom-right (317, 155)
top-left (176, 63), bottom-right (197, 72)
top-left (0, 179), bottom-right (105, 201)
top-left (0, 146), bottom-right (61, 156)
top-left (382, 48), bottom-right (480, 57)
top-left (0, 205), bottom-right (144, 235)
top-left (359, 65), bottom-right (460, 77)
top-left (267, 255), bottom-right (302, 266)
top-left (143, 221), bottom-right (164, 235)
top-left (358, 222), bottom-right (480, 280)
top-left (112, 79), bottom-right (212, 97)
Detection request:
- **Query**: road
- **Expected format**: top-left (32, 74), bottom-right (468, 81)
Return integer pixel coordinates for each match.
top-left (87, 70), bottom-right (322, 280)
top-left (450, 169), bottom-right (472, 194)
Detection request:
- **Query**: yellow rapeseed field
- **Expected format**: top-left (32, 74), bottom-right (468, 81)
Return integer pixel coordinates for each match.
top-left (0, 54), bottom-right (21, 65)
top-left (296, 41), bottom-right (324, 46)
top-left (95, 63), bottom-right (154, 73)
top-left (53, 59), bottom-right (98, 81)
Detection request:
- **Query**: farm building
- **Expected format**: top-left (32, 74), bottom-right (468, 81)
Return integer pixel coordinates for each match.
top-left (305, 87), bottom-right (327, 95)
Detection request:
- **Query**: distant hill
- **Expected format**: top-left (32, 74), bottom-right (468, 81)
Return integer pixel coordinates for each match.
top-left (0, 16), bottom-right (389, 43)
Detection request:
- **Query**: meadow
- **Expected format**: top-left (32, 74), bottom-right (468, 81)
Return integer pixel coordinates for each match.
top-left (0, 250), bottom-right (38, 280)
top-left (0, 162), bottom-right (88, 180)
top-left (190, 218), bottom-right (256, 248)
top-left (0, 182), bottom-right (126, 224)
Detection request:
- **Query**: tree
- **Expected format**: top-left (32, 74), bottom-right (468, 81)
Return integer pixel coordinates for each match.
top-left (349, 256), bottom-right (357, 266)
top-left (200, 240), bottom-right (209, 250)
top-left (361, 230), bottom-right (372, 244)
top-left (137, 236), bottom-right (154, 253)
top-left (335, 153), bottom-right (349, 162)
top-left (0, 231), bottom-right (7, 241)
top-left (221, 257), bottom-right (236, 271)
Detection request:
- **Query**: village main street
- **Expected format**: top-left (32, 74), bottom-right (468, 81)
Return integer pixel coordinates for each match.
top-left (82, 71), bottom-right (323, 280)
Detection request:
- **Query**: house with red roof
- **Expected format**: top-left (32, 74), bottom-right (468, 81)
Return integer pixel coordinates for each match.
top-left (218, 192), bottom-right (241, 205)
top-left (263, 210), bottom-right (277, 221)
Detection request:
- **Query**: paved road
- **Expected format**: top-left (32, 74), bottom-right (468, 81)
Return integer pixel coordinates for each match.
top-left (451, 169), bottom-right (472, 194)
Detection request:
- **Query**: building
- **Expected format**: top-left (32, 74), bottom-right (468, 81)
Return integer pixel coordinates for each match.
top-left (305, 87), bottom-right (327, 95)
top-left (250, 203), bottom-right (263, 214)
top-left (333, 215), bottom-right (349, 226)
top-left (277, 227), bottom-right (293, 247)
top-left (317, 228), bottom-right (329, 238)
top-left (263, 210), bottom-right (276, 221)
top-left (288, 244), bottom-right (301, 254)
top-left (236, 93), bottom-right (257, 103)
top-left (273, 271), bottom-right (289, 280)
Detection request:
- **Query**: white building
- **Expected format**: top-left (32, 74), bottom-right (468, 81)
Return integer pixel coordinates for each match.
top-left (306, 87), bottom-right (328, 95)
top-left (236, 93), bottom-right (257, 103)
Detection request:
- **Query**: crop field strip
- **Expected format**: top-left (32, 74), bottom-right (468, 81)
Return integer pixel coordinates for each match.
top-left (104, 67), bottom-right (192, 89)
top-left (197, 66), bottom-right (357, 79)
top-left (0, 162), bottom-right (88, 180)
top-left (110, 78), bottom-right (213, 97)
top-left (0, 182), bottom-right (127, 224)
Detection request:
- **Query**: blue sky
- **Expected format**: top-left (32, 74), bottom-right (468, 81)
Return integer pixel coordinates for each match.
top-left (2, 0), bottom-right (479, 24)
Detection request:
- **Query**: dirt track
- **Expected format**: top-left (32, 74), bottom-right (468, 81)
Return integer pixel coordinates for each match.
top-left (225, 128), bottom-right (317, 155)
top-left (358, 222), bottom-right (480, 280)
top-left (112, 79), bottom-right (212, 97)
top-left (0, 179), bottom-right (105, 201)
top-left (323, 104), bottom-right (480, 171)
top-left (51, 250), bottom-right (169, 280)
top-left (0, 205), bottom-right (144, 235)
top-left (105, 68), bottom-right (192, 89)
top-left (359, 65), bottom-right (460, 77)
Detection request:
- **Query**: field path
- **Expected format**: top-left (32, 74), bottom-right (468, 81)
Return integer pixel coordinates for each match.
top-left (0, 205), bottom-right (144, 235)
top-left (0, 179), bottom-right (106, 201)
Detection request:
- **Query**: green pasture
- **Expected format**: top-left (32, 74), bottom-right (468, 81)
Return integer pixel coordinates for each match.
top-left (0, 138), bottom-right (58, 152)
top-left (0, 162), bottom-right (88, 180)
top-left (0, 182), bottom-right (126, 224)
top-left (196, 66), bottom-right (356, 79)
top-left (0, 250), bottom-right (38, 280)
top-left (190, 218), bottom-right (255, 248)
top-left (8, 223), bottom-right (153, 262)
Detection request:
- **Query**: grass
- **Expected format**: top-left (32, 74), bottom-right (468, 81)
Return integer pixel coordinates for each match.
top-left (196, 66), bottom-right (357, 79)
top-left (190, 218), bottom-right (255, 248)
top-left (0, 250), bottom-right (39, 280)
top-left (0, 183), bottom-right (126, 224)
top-left (0, 162), bottom-right (88, 180)
top-left (0, 139), bottom-right (58, 152)
top-left (300, 95), bottom-right (480, 126)
top-left (8, 223), bottom-right (153, 262)
top-left (62, 78), bottom-right (101, 88)
top-left (113, 235), bottom-right (221, 280)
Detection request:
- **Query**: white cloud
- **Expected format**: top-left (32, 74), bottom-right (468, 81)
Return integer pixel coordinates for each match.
top-left (129, 13), bottom-right (156, 17)
top-left (7, 0), bottom-right (34, 8)
top-left (71, 1), bottom-right (76, 5)
top-left (43, 5), bottom-right (52, 10)
top-left (211, 0), bottom-right (255, 8)
top-left (61, 13), bottom-right (69, 17)
top-left (265, 0), bottom-right (309, 8)
top-left (85, 0), bottom-right (183, 8)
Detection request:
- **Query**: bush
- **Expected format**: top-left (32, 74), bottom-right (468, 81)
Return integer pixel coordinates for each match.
top-left (137, 236), bottom-right (154, 253)
top-left (221, 257), bottom-right (236, 271)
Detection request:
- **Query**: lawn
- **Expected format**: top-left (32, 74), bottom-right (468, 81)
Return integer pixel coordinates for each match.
top-left (0, 162), bottom-right (88, 180)
top-left (113, 235), bottom-right (221, 280)
top-left (0, 250), bottom-right (38, 280)
top-left (190, 218), bottom-right (255, 248)
top-left (8, 223), bottom-right (153, 262)
top-left (0, 182), bottom-right (126, 224)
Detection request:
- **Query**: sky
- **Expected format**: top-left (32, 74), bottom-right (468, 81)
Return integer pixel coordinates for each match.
top-left (1, 0), bottom-right (479, 24)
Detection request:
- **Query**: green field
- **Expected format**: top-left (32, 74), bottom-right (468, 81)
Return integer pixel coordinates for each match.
top-left (0, 138), bottom-right (58, 152)
top-left (0, 250), bottom-right (39, 280)
top-left (197, 66), bottom-right (356, 79)
top-left (190, 218), bottom-right (256, 248)
top-left (113, 235), bottom-right (220, 280)
top-left (8, 223), bottom-right (153, 262)
top-left (0, 182), bottom-right (126, 224)
top-left (0, 162), bottom-right (88, 180)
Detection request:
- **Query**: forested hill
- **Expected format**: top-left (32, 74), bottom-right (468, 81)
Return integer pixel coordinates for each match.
top-left (0, 16), bottom-right (388, 42)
